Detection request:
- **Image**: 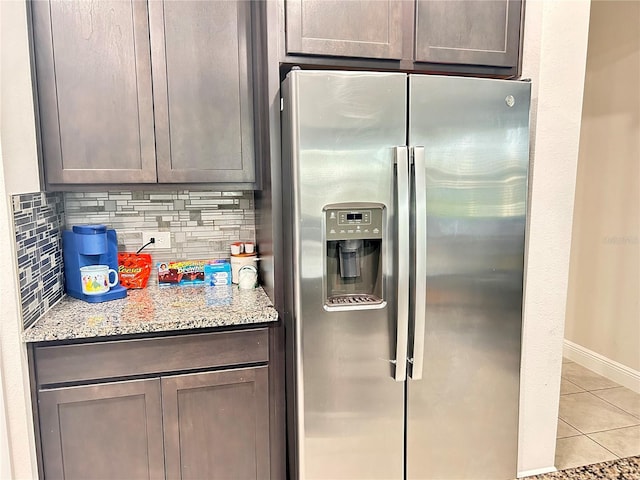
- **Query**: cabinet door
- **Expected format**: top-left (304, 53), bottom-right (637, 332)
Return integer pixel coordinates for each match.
top-left (150, 1), bottom-right (256, 183)
top-left (31, 0), bottom-right (157, 185)
top-left (38, 378), bottom-right (164, 479)
top-left (162, 367), bottom-right (270, 480)
top-left (285, 0), bottom-right (404, 60)
top-left (414, 0), bottom-right (522, 68)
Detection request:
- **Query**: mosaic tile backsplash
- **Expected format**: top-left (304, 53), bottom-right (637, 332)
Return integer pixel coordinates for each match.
top-left (12, 192), bottom-right (65, 328)
top-left (63, 190), bottom-right (256, 284)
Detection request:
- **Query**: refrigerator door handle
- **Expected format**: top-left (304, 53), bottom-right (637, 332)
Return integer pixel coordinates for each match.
top-left (394, 146), bottom-right (410, 381)
top-left (410, 146), bottom-right (427, 380)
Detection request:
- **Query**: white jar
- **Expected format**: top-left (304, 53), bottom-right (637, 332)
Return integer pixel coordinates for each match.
top-left (230, 254), bottom-right (257, 284)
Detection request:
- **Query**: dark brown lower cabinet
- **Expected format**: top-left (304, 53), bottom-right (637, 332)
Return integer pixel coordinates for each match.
top-left (162, 367), bottom-right (270, 480)
top-left (30, 327), bottom-right (282, 480)
top-left (39, 379), bottom-right (165, 480)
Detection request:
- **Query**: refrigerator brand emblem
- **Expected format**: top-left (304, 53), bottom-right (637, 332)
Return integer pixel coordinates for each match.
top-left (505, 95), bottom-right (516, 107)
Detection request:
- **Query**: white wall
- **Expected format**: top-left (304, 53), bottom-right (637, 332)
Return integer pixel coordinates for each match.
top-left (0, 1), bottom-right (41, 478)
top-left (1, 0), bottom-right (41, 194)
top-left (0, 353), bottom-right (12, 480)
top-left (565, 0), bottom-right (640, 377)
top-left (517, 0), bottom-right (591, 476)
top-left (0, 142), bottom-right (38, 480)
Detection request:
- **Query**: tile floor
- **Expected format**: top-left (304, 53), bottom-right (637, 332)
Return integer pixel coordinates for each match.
top-left (556, 358), bottom-right (640, 471)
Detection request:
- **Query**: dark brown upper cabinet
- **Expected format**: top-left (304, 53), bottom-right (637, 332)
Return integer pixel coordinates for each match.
top-left (285, 0), bottom-right (405, 60)
top-left (31, 0), bottom-right (257, 187)
top-left (283, 0), bottom-right (524, 77)
top-left (150, 1), bottom-right (256, 184)
top-left (413, 0), bottom-right (522, 69)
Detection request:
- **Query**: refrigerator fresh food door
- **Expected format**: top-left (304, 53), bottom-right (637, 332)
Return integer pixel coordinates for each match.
top-left (283, 70), bottom-right (408, 480)
top-left (407, 75), bottom-right (531, 480)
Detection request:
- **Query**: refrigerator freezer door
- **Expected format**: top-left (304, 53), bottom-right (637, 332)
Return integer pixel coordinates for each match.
top-left (406, 75), bottom-right (530, 480)
top-left (285, 70), bottom-right (407, 479)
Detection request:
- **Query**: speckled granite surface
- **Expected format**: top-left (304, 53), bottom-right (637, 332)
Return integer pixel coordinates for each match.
top-left (23, 286), bottom-right (278, 342)
top-left (523, 456), bottom-right (640, 479)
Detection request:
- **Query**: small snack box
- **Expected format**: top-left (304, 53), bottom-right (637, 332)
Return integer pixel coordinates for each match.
top-left (204, 260), bottom-right (232, 286)
top-left (158, 260), bottom-right (207, 286)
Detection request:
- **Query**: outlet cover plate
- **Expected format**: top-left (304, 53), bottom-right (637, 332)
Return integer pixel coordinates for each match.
top-left (142, 231), bottom-right (171, 249)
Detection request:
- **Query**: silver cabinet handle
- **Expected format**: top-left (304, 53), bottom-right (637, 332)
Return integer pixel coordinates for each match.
top-left (410, 146), bottom-right (427, 380)
top-left (394, 146), bottom-right (410, 381)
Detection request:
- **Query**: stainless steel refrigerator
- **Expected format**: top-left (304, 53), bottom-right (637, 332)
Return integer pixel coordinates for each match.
top-left (281, 70), bottom-right (530, 480)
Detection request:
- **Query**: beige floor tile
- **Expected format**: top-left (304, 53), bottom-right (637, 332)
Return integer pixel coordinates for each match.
top-left (557, 419), bottom-right (581, 438)
top-left (558, 392), bottom-right (640, 433)
top-left (555, 435), bottom-right (618, 470)
top-left (560, 377), bottom-right (585, 395)
top-left (561, 362), bottom-right (620, 391)
top-left (588, 425), bottom-right (640, 458)
top-left (591, 386), bottom-right (640, 418)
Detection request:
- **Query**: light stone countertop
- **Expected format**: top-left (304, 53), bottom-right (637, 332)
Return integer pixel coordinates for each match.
top-left (23, 286), bottom-right (278, 343)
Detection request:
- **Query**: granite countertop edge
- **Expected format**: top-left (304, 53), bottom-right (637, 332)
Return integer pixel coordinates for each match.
top-left (23, 286), bottom-right (278, 343)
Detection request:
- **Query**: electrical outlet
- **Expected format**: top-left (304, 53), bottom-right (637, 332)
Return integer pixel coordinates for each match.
top-left (142, 231), bottom-right (171, 249)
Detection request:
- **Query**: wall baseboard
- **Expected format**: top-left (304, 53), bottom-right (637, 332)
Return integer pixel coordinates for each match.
top-left (564, 340), bottom-right (640, 393)
top-left (518, 466), bottom-right (557, 478)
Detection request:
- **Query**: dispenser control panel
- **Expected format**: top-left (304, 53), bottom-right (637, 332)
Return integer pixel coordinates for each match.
top-left (325, 204), bottom-right (384, 241)
top-left (337, 211), bottom-right (371, 225)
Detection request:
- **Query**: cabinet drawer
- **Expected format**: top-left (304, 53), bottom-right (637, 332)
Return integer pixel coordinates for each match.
top-left (35, 329), bottom-right (268, 386)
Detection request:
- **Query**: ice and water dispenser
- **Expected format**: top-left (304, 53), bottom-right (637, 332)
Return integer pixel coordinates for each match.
top-left (324, 203), bottom-right (384, 309)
